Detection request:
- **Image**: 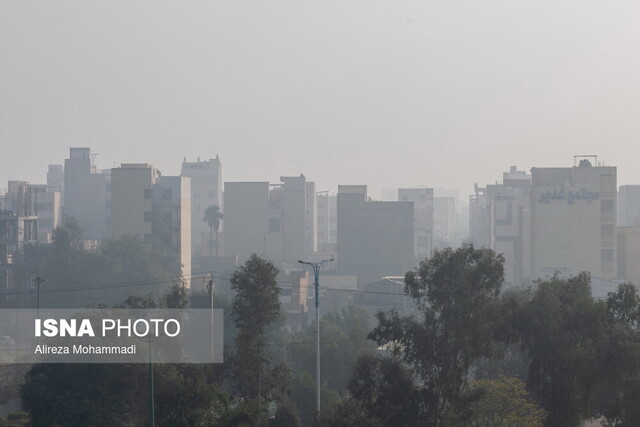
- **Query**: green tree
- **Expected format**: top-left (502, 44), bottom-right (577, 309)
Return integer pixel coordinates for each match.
top-left (288, 305), bottom-right (376, 392)
top-left (597, 283), bottom-right (640, 426)
top-left (228, 254), bottom-right (288, 424)
top-left (346, 354), bottom-right (420, 427)
top-left (515, 273), bottom-right (606, 427)
top-left (467, 376), bottom-right (546, 427)
top-left (368, 245), bottom-right (505, 426)
top-left (203, 205), bottom-right (223, 257)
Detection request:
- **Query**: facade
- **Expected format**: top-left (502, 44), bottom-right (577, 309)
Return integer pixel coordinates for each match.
top-left (224, 182), bottom-right (270, 264)
top-left (111, 164), bottom-right (191, 281)
top-left (336, 185), bottom-right (414, 280)
top-left (486, 167), bottom-right (532, 287)
top-left (224, 175), bottom-right (316, 267)
top-left (530, 160), bottom-right (617, 279)
top-left (317, 193), bottom-right (337, 253)
top-left (398, 188), bottom-right (434, 262)
top-left (180, 157), bottom-right (223, 258)
top-left (617, 219), bottom-right (640, 286)
top-left (433, 196), bottom-right (456, 249)
top-left (277, 270), bottom-right (309, 332)
top-left (5, 181), bottom-right (62, 243)
top-left (47, 164), bottom-right (64, 206)
top-left (152, 176), bottom-right (192, 283)
top-left (469, 184), bottom-right (490, 248)
top-left (618, 185), bottom-right (640, 227)
top-left (63, 148), bottom-right (109, 239)
top-left (111, 164), bottom-right (159, 239)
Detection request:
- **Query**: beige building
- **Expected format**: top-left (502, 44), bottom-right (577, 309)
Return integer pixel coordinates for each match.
top-left (111, 164), bottom-right (191, 282)
top-left (617, 219), bottom-right (640, 286)
top-left (531, 159), bottom-right (616, 279)
top-left (111, 164), bottom-right (158, 239)
top-left (180, 156), bottom-right (223, 258)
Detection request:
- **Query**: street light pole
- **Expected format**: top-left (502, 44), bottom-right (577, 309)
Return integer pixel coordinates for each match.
top-left (298, 258), bottom-right (334, 416)
top-left (32, 276), bottom-right (45, 319)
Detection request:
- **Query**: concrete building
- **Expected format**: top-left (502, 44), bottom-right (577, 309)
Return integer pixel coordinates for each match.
top-left (111, 164), bottom-right (191, 281)
top-left (180, 157), bottom-right (223, 258)
top-left (531, 158), bottom-right (617, 279)
top-left (618, 185), bottom-right (640, 227)
top-left (0, 211), bottom-right (38, 304)
top-left (111, 164), bottom-right (158, 239)
top-left (63, 148), bottom-right (109, 239)
top-left (277, 270), bottom-right (309, 332)
top-left (337, 185), bottom-right (414, 282)
top-left (5, 181), bottom-right (62, 243)
top-left (47, 164), bottom-right (64, 206)
top-left (152, 176), bottom-right (191, 282)
top-left (399, 188), bottom-right (434, 262)
top-left (224, 175), bottom-right (316, 267)
top-left (317, 193), bottom-right (337, 253)
top-left (486, 167), bottom-right (532, 287)
top-left (618, 219), bottom-right (640, 286)
top-left (469, 184), bottom-right (490, 248)
top-left (433, 196), bottom-right (456, 249)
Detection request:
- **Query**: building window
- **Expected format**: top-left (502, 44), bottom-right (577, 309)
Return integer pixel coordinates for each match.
top-left (418, 237), bottom-right (428, 247)
top-left (144, 189), bottom-right (152, 199)
top-left (601, 199), bottom-right (614, 214)
top-left (162, 189), bottom-right (172, 200)
top-left (601, 249), bottom-right (614, 264)
top-left (144, 212), bottom-right (152, 221)
top-left (269, 219), bottom-right (280, 232)
top-left (601, 224), bottom-right (614, 244)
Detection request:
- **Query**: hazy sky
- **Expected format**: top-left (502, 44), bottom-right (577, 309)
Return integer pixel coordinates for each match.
top-left (2, 1), bottom-right (639, 199)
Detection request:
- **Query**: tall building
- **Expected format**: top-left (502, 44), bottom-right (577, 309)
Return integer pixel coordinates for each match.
top-left (618, 218), bottom-right (640, 286)
top-left (5, 182), bottom-right (61, 243)
top-left (398, 188), bottom-right (434, 262)
top-left (487, 167), bottom-right (532, 287)
top-left (618, 185), bottom-right (640, 227)
top-left (531, 158), bottom-right (616, 279)
top-left (180, 157), bottom-right (223, 258)
top-left (224, 182), bottom-right (270, 264)
top-left (63, 148), bottom-right (109, 239)
top-left (317, 193), bottom-right (337, 253)
top-left (224, 175), bottom-right (316, 266)
top-left (111, 164), bottom-right (158, 239)
top-left (433, 197), bottom-right (456, 249)
top-left (47, 164), bottom-right (64, 207)
top-left (337, 185), bottom-right (414, 281)
top-left (152, 176), bottom-right (191, 283)
top-left (111, 164), bottom-right (191, 281)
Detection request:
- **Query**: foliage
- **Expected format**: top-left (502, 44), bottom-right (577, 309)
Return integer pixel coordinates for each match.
top-left (288, 305), bottom-right (376, 392)
top-left (228, 254), bottom-right (289, 424)
top-left (467, 376), bottom-right (546, 427)
top-left (347, 354), bottom-right (420, 426)
top-left (368, 245), bottom-right (505, 425)
top-left (514, 273), bottom-right (606, 427)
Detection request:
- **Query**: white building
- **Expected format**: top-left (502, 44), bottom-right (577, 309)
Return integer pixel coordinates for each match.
top-left (180, 157), bottom-right (223, 258)
top-left (531, 158), bottom-right (616, 279)
top-left (398, 188), bottom-right (434, 262)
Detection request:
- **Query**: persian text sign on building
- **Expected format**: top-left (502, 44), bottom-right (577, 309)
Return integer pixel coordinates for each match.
top-left (0, 309), bottom-right (223, 363)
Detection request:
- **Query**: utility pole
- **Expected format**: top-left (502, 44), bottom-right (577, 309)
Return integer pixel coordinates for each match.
top-left (32, 276), bottom-right (45, 319)
top-left (206, 272), bottom-right (215, 360)
top-left (298, 258), bottom-right (334, 416)
top-left (148, 337), bottom-right (155, 427)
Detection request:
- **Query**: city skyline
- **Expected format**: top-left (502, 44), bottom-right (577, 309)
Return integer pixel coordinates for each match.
top-left (2, 1), bottom-right (640, 197)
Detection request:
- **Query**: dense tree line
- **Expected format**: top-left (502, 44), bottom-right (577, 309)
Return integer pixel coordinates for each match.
top-left (16, 225), bottom-right (640, 426)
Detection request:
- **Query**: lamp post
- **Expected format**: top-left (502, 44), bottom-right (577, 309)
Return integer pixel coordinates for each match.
top-left (298, 258), bottom-right (334, 416)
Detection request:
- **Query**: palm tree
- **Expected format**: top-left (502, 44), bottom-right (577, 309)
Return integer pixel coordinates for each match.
top-left (203, 205), bottom-right (223, 257)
